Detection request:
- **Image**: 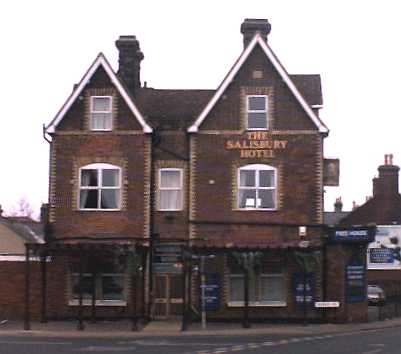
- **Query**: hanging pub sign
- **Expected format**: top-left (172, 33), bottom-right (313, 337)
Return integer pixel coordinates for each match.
top-left (345, 261), bottom-right (366, 303)
top-left (328, 226), bottom-right (376, 243)
top-left (293, 273), bottom-right (314, 308)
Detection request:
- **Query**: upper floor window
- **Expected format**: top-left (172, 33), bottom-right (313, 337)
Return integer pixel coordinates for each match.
top-left (79, 163), bottom-right (121, 210)
top-left (90, 96), bottom-right (112, 131)
top-left (247, 95), bottom-right (268, 130)
top-left (158, 168), bottom-right (183, 211)
top-left (238, 164), bottom-right (276, 210)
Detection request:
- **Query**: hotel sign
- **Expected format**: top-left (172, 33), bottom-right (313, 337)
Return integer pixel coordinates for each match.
top-left (225, 132), bottom-right (288, 158)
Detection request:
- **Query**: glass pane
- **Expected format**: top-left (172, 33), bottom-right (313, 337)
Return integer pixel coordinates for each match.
top-left (259, 189), bottom-right (275, 209)
top-left (159, 190), bottom-right (182, 210)
top-left (101, 189), bottom-right (119, 209)
top-left (92, 113), bottom-right (112, 130)
top-left (81, 169), bottom-right (98, 186)
top-left (248, 112), bottom-right (267, 129)
top-left (239, 170), bottom-right (255, 187)
top-left (102, 275), bottom-right (124, 300)
top-left (229, 276), bottom-right (244, 301)
top-left (102, 169), bottom-right (119, 187)
top-left (260, 276), bottom-right (284, 302)
top-left (160, 170), bottom-right (181, 188)
top-left (238, 189), bottom-right (256, 208)
top-left (259, 170), bottom-right (275, 187)
top-left (80, 190), bottom-right (98, 209)
top-left (93, 97), bottom-right (111, 112)
top-left (72, 274), bottom-right (94, 300)
top-left (248, 96), bottom-right (266, 111)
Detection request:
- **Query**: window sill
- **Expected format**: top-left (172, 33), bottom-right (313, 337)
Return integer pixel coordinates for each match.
top-left (234, 208), bottom-right (277, 212)
top-left (77, 209), bottom-right (121, 212)
top-left (68, 300), bottom-right (127, 307)
top-left (227, 301), bottom-right (286, 307)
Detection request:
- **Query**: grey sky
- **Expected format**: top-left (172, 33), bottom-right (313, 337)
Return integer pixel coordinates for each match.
top-left (1, 0), bottom-right (400, 216)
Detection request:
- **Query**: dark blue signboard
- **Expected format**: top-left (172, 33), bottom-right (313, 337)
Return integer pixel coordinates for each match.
top-left (153, 243), bottom-right (182, 274)
top-left (345, 261), bottom-right (366, 303)
top-left (328, 226), bottom-right (375, 243)
top-left (200, 273), bottom-right (220, 311)
top-left (293, 273), bottom-right (314, 308)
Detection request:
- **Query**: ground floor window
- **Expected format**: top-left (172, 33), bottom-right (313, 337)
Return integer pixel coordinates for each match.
top-left (69, 257), bottom-right (126, 306)
top-left (228, 258), bottom-right (286, 306)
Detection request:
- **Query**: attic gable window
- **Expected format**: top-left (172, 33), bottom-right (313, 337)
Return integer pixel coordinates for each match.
top-left (90, 96), bottom-right (112, 131)
top-left (247, 95), bottom-right (268, 130)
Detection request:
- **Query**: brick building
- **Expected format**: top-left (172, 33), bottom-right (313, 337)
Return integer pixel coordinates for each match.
top-left (31, 18), bottom-right (372, 326)
top-left (340, 155), bottom-right (401, 297)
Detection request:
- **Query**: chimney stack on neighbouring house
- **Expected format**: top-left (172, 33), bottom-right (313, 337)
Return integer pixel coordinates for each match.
top-left (372, 154), bottom-right (399, 197)
top-left (115, 35), bottom-right (144, 96)
top-left (240, 18), bottom-right (271, 48)
top-left (334, 197), bottom-right (343, 212)
top-left (0, 204), bottom-right (3, 217)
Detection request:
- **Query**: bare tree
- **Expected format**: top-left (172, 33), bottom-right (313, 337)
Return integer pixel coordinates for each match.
top-left (7, 198), bottom-right (35, 219)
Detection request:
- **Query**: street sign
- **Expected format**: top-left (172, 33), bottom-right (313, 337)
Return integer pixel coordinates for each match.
top-left (314, 301), bottom-right (340, 308)
top-left (328, 226), bottom-right (375, 243)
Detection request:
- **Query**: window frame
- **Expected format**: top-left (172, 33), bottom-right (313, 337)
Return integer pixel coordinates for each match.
top-left (227, 271), bottom-right (286, 307)
top-left (157, 168), bottom-right (183, 211)
top-left (246, 95), bottom-right (268, 130)
top-left (237, 164), bottom-right (277, 211)
top-left (78, 163), bottom-right (121, 211)
top-left (69, 272), bottom-right (127, 307)
top-left (90, 95), bottom-right (113, 131)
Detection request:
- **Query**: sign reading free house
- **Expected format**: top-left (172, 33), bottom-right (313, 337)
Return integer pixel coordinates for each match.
top-left (328, 226), bottom-right (376, 243)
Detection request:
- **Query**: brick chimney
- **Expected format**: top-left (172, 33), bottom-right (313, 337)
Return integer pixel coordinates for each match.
top-left (373, 154), bottom-right (399, 197)
top-left (115, 35), bottom-right (144, 97)
top-left (240, 18), bottom-right (271, 48)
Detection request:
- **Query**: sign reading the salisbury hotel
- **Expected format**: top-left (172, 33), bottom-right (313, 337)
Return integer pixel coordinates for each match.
top-left (226, 132), bottom-right (288, 158)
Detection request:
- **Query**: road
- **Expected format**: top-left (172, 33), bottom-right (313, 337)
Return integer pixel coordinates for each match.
top-left (0, 326), bottom-right (400, 354)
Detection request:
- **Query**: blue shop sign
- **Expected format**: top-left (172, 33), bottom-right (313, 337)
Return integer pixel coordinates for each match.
top-left (293, 273), bottom-right (314, 308)
top-left (328, 226), bottom-right (375, 243)
top-left (345, 262), bottom-right (366, 303)
top-left (200, 273), bottom-right (220, 311)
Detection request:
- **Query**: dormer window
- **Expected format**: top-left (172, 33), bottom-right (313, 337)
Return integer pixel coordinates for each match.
top-left (247, 95), bottom-right (268, 130)
top-left (90, 96), bottom-right (112, 131)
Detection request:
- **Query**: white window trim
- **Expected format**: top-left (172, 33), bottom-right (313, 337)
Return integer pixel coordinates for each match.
top-left (158, 168), bottom-right (183, 211)
top-left (78, 163), bottom-right (121, 211)
top-left (90, 95), bottom-right (113, 131)
top-left (246, 95), bottom-right (268, 131)
top-left (237, 164), bottom-right (277, 211)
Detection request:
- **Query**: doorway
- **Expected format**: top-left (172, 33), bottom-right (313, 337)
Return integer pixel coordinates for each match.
top-left (154, 274), bottom-right (183, 319)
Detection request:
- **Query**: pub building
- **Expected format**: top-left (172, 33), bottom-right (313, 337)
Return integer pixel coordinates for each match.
top-left (23, 18), bottom-right (373, 329)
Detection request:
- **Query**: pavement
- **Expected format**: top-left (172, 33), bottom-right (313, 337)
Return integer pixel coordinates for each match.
top-left (1, 316), bottom-right (401, 338)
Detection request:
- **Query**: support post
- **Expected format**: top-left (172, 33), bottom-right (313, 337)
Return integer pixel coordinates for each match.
top-left (91, 270), bottom-right (96, 324)
top-left (40, 251), bottom-right (48, 323)
top-left (142, 252), bottom-right (147, 321)
top-left (187, 258), bottom-right (192, 326)
top-left (243, 264), bottom-right (250, 329)
top-left (24, 244), bottom-right (31, 330)
top-left (131, 271), bottom-right (138, 331)
top-left (181, 255), bottom-right (188, 331)
top-left (77, 248), bottom-right (85, 331)
top-left (303, 269), bottom-right (308, 326)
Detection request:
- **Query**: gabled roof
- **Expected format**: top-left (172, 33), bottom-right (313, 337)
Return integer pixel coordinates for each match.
top-left (188, 34), bottom-right (329, 134)
top-left (45, 53), bottom-right (152, 134)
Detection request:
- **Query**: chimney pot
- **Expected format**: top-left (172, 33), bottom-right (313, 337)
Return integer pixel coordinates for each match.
top-left (240, 18), bottom-right (271, 48)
